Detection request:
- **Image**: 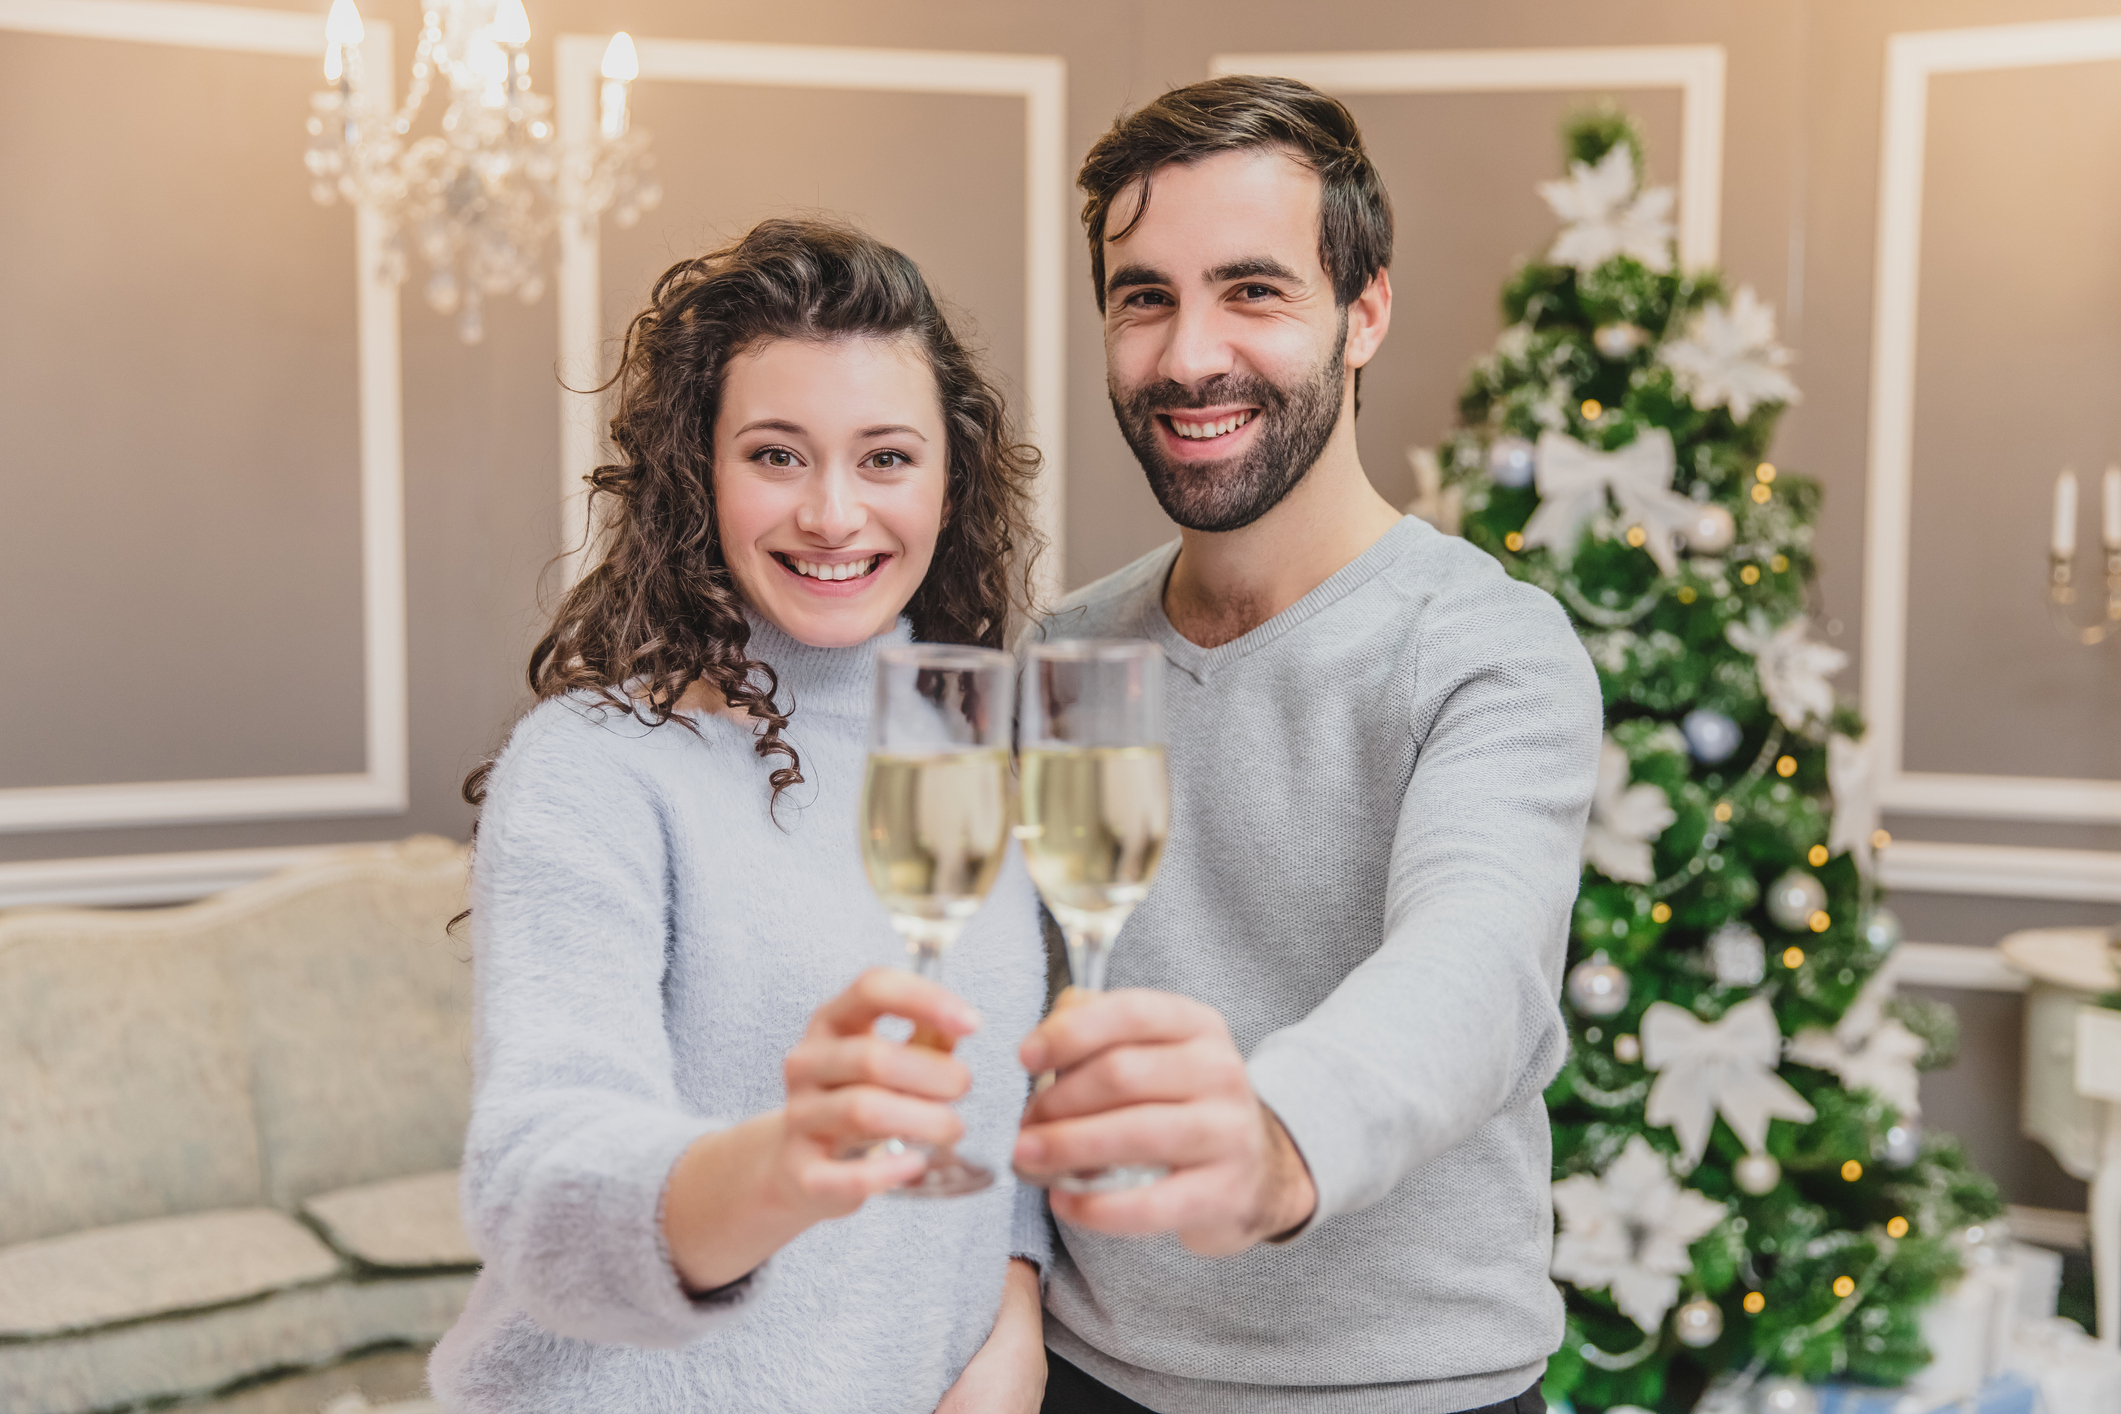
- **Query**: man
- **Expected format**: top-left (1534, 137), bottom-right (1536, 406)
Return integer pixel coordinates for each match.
top-left (1014, 76), bottom-right (1603, 1414)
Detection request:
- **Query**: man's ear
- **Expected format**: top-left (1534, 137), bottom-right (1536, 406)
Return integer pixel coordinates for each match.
top-left (1344, 268), bottom-right (1392, 371)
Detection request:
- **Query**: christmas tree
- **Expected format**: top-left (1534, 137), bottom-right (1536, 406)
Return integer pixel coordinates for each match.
top-left (1427, 109), bottom-right (2002, 1412)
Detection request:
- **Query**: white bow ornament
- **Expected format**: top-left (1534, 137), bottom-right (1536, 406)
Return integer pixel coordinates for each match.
top-left (1521, 429), bottom-right (1697, 573)
top-left (1641, 997), bottom-right (1817, 1170)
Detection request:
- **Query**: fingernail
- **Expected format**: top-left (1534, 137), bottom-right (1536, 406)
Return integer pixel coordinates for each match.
top-left (955, 1006), bottom-right (981, 1033)
top-left (1021, 1039), bottom-right (1047, 1071)
top-left (1015, 1134), bottom-right (1045, 1166)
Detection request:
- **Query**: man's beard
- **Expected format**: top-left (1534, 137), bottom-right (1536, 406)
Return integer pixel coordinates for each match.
top-left (1109, 320), bottom-right (1349, 533)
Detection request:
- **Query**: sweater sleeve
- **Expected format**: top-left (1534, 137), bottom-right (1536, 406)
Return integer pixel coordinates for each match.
top-left (459, 705), bottom-right (762, 1347)
top-left (1246, 583), bottom-right (1603, 1226)
top-left (1007, 1176), bottom-right (1054, 1275)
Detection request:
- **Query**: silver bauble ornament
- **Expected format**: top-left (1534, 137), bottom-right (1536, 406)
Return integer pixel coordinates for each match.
top-left (1734, 1152), bottom-right (1782, 1194)
top-left (1486, 436), bottom-right (1537, 489)
top-left (1766, 870), bottom-right (1829, 931)
top-left (1859, 906), bottom-right (1904, 955)
top-left (1674, 1294), bottom-right (1724, 1348)
top-left (1708, 921), bottom-right (1768, 988)
top-left (1883, 1121), bottom-right (1922, 1167)
top-left (1755, 1377), bottom-right (1818, 1414)
top-left (1682, 708), bottom-right (1745, 765)
top-left (1683, 503), bottom-right (1737, 555)
top-left (1567, 953), bottom-right (1630, 1017)
top-left (1594, 321), bottom-right (1650, 359)
top-left (1614, 1032), bottom-right (1642, 1064)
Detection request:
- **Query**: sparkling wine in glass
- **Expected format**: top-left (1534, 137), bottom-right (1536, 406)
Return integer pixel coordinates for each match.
top-left (858, 644), bottom-right (1014, 1197)
top-left (1017, 639), bottom-right (1172, 1193)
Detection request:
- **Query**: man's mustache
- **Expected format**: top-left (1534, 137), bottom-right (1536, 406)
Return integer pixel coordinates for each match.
top-left (1119, 377), bottom-right (1286, 416)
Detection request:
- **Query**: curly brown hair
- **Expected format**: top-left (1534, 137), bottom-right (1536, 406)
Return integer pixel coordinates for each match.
top-left (465, 219), bottom-right (1043, 814)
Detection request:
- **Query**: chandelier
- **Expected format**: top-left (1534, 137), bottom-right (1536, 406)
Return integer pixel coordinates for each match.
top-left (303, 0), bottom-right (660, 342)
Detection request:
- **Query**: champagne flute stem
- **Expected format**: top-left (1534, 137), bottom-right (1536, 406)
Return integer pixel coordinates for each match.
top-left (1063, 924), bottom-right (1113, 994)
top-left (905, 937), bottom-right (955, 1052)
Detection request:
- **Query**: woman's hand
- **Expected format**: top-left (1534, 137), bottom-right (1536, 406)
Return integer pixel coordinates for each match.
top-left (936, 1258), bottom-right (1045, 1414)
top-left (778, 966), bottom-right (982, 1214)
top-left (663, 967), bottom-right (981, 1291)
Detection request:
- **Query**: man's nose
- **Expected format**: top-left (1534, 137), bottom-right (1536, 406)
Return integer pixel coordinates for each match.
top-left (1157, 304), bottom-right (1236, 389)
top-left (795, 467), bottom-right (865, 543)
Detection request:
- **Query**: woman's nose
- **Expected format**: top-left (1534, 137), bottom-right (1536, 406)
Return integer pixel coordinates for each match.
top-left (795, 469), bottom-right (865, 543)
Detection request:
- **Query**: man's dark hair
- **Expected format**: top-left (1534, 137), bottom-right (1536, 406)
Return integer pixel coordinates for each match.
top-left (1077, 74), bottom-right (1393, 312)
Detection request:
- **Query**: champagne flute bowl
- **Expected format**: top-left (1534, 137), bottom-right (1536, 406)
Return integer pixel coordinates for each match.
top-left (858, 644), bottom-right (1015, 1197)
top-left (1017, 639), bottom-right (1172, 1193)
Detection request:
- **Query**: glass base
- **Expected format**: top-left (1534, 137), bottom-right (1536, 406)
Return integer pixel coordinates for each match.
top-left (1050, 1163), bottom-right (1166, 1194)
top-left (865, 1137), bottom-right (995, 1198)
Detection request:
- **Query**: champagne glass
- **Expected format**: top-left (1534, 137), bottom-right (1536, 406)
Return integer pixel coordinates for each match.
top-left (1017, 639), bottom-right (1172, 1192)
top-left (858, 644), bottom-right (1014, 1197)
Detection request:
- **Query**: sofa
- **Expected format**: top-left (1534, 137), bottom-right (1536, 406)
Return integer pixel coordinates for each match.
top-left (0, 837), bottom-right (479, 1414)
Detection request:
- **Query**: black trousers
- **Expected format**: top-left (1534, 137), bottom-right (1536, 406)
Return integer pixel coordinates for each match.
top-left (1043, 1350), bottom-right (1547, 1414)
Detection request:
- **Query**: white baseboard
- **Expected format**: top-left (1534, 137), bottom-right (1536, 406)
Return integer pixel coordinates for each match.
top-left (0, 845), bottom-right (385, 911)
top-left (2009, 1204), bottom-right (2089, 1250)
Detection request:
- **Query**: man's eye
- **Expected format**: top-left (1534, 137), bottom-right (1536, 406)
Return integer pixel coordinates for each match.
top-left (1239, 284), bottom-right (1278, 300)
top-left (1123, 290), bottom-right (1171, 308)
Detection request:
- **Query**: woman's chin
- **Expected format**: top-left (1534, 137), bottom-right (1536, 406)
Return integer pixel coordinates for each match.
top-left (750, 587), bottom-right (903, 649)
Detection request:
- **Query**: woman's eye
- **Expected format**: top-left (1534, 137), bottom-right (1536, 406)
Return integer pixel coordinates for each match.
top-left (755, 448), bottom-right (798, 468)
top-left (869, 451), bottom-right (909, 469)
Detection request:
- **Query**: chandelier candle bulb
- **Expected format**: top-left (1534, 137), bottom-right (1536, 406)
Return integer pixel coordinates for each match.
top-left (601, 32), bottom-right (639, 140)
top-left (491, 0), bottom-right (530, 46)
top-left (2054, 469), bottom-right (2079, 557)
top-left (322, 0), bottom-right (362, 84)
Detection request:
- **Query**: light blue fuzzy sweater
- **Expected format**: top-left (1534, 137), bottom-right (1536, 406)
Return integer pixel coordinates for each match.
top-left (429, 617), bottom-right (1052, 1414)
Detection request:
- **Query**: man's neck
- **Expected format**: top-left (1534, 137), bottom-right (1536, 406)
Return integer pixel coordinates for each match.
top-left (1163, 423), bottom-right (1404, 650)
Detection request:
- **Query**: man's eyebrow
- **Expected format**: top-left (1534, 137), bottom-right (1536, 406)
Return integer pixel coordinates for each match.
top-left (1105, 263), bottom-right (1171, 294)
top-left (1208, 257), bottom-right (1304, 285)
top-left (857, 424), bottom-right (928, 441)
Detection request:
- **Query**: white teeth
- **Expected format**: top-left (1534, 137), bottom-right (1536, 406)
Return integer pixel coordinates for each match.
top-left (790, 556), bottom-right (876, 581)
top-left (1171, 410), bottom-right (1254, 439)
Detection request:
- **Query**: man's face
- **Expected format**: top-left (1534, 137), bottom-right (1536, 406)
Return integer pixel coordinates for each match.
top-left (1102, 148), bottom-right (1350, 533)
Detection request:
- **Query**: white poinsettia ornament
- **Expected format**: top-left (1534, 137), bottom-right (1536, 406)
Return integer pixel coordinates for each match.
top-left (1657, 286), bottom-right (1801, 423)
top-left (1827, 733), bottom-right (1876, 868)
top-left (1551, 1135), bottom-right (1727, 1332)
top-left (1788, 972), bottom-right (1926, 1117)
top-left (1538, 143), bottom-right (1676, 275)
top-left (1725, 611), bottom-right (1848, 734)
top-left (1584, 737), bottom-right (1677, 884)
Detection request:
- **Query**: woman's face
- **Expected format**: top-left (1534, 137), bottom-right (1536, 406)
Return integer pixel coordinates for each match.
top-left (713, 335), bottom-right (949, 648)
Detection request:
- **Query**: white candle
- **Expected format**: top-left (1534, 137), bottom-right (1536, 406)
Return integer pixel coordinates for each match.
top-left (2053, 469), bottom-right (2079, 558)
top-left (2105, 466), bottom-right (2121, 550)
top-left (600, 79), bottom-right (629, 140)
top-left (600, 33), bottom-right (638, 141)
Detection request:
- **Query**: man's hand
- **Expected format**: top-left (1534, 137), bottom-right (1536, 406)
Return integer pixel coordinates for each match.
top-left (1012, 989), bottom-right (1317, 1255)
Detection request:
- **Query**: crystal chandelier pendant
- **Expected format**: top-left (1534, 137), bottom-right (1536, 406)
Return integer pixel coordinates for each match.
top-left (303, 0), bottom-right (658, 343)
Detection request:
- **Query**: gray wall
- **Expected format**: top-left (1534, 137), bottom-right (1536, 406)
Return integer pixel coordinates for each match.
top-left (5, 0), bottom-right (2120, 1209)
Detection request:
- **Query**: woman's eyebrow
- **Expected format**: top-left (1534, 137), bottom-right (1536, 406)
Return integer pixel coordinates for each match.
top-left (857, 424), bottom-right (929, 441)
top-left (734, 418), bottom-right (808, 437)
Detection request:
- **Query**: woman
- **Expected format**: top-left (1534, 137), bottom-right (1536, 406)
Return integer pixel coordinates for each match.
top-left (429, 220), bottom-right (1049, 1413)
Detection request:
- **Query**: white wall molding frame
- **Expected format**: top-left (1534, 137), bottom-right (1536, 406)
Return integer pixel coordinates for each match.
top-left (552, 37), bottom-right (1067, 599)
top-left (0, 0), bottom-right (409, 832)
top-left (1862, 19), bottom-right (2121, 834)
top-left (1209, 45), bottom-right (1727, 270)
top-left (1887, 940), bottom-right (2027, 993)
top-left (0, 844), bottom-right (368, 911)
top-left (1878, 841), bottom-right (2121, 907)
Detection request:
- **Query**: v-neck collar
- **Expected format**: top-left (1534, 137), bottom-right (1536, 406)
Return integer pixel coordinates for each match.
top-left (1144, 517), bottom-right (1423, 682)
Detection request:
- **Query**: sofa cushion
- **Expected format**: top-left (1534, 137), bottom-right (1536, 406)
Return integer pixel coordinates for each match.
top-left (302, 1169), bottom-right (477, 1270)
top-left (0, 1272), bottom-right (474, 1414)
top-left (0, 919), bottom-right (262, 1247)
top-left (226, 838), bottom-right (473, 1207)
top-left (0, 1208), bottom-right (340, 1338)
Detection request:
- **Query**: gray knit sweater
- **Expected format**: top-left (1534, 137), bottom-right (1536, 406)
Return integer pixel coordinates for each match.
top-left (1037, 518), bottom-right (1602, 1414)
top-left (429, 617), bottom-right (1051, 1414)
